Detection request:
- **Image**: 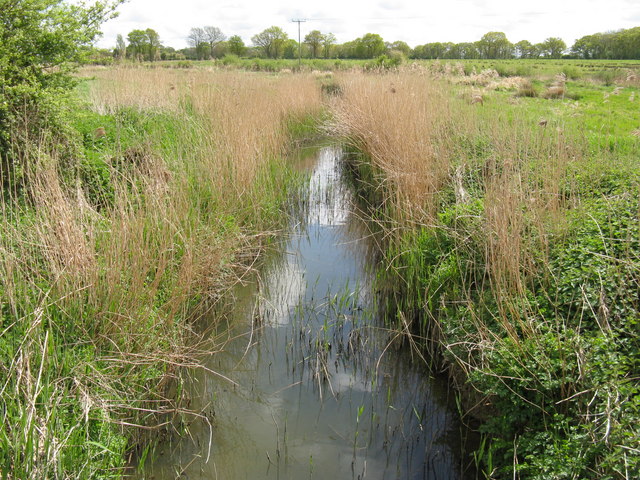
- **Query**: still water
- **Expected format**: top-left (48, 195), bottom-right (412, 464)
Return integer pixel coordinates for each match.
top-left (144, 146), bottom-right (472, 479)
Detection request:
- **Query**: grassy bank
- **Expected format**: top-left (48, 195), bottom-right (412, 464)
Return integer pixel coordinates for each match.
top-left (330, 68), bottom-right (639, 478)
top-left (0, 68), bottom-right (322, 478)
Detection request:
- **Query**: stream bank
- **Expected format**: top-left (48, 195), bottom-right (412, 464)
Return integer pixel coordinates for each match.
top-left (143, 145), bottom-right (475, 479)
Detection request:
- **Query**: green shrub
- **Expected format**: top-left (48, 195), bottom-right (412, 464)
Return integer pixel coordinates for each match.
top-left (0, 0), bottom-right (120, 191)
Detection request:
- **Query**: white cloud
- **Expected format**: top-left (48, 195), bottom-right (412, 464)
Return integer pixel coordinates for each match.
top-left (94, 0), bottom-right (640, 50)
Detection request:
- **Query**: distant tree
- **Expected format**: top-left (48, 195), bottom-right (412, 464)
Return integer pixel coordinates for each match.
top-left (283, 39), bottom-right (299, 59)
top-left (228, 35), bottom-right (247, 56)
top-left (413, 42), bottom-right (447, 59)
top-left (115, 33), bottom-right (126, 60)
top-left (203, 26), bottom-right (225, 58)
top-left (386, 40), bottom-right (411, 57)
top-left (146, 28), bottom-right (161, 61)
top-left (211, 41), bottom-right (228, 58)
top-left (613, 27), bottom-right (640, 59)
top-left (187, 27), bottom-right (209, 59)
top-left (127, 29), bottom-right (149, 60)
top-left (477, 31), bottom-right (513, 59)
top-left (126, 29), bottom-right (161, 61)
top-left (252, 26), bottom-right (288, 58)
top-left (443, 43), bottom-right (460, 59)
top-left (359, 33), bottom-right (386, 58)
top-left (160, 46), bottom-right (181, 60)
top-left (322, 33), bottom-right (336, 58)
top-left (539, 37), bottom-right (566, 58)
top-left (515, 40), bottom-right (538, 58)
top-left (304, 30), bottom-right (324, 58)
top-left (571, 28), bottom-right (640, 59)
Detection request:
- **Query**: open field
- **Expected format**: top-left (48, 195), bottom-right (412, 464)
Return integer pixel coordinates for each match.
top-left (1, 60), bottom-right (638, 478)
top-left (102, 56), bottom-right (640, 80)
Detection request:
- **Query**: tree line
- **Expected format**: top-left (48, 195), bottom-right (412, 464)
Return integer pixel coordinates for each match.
top-left (105, 25), bottom-right (640, 62)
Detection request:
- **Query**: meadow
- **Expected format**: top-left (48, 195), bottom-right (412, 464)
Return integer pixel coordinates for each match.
top-left (1, 59), bottom-right (638, 478)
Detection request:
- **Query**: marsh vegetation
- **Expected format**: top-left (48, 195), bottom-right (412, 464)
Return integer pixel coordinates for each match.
top-left (1, 46), bottom-right (639, 479)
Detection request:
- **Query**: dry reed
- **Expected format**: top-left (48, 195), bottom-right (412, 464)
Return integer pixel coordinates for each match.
top-left (1, 66), bottom-right (323, 475)
top-left (331, 70), bottom-right (580, 341)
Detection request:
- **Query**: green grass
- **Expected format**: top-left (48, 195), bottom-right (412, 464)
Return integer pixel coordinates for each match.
top-left (425, 58), bottom-right (640, 80)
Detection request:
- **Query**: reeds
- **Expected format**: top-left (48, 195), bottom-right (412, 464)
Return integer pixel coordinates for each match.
top-left (332, 71), bottom-right (576, 304)
top-left (1, 67), bottom-right (322, 476)
top-left (331, 73), bottom-right (453, 224)
top-left (330, 69), bottom-right (639, 477)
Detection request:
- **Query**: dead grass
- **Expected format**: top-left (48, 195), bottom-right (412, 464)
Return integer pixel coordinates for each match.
top-left (1, 67), bottom-right (323, 475)
top-left (331, 73), bottom-right (453, 223)
top-left (331, 70), bottom-right (579, 335)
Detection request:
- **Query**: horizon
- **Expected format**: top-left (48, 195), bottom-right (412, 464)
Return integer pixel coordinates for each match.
top-left (94, 0), bottom-right (640, 51)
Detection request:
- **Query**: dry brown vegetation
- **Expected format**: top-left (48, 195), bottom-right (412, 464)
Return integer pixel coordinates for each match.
top-left (332, 72), bottom-right (576, 276)
top-left (330, 70), bottom-right (577, 378)
top-left (1, 67), bottom-right (322, 477)
top-left (329, 69), bottom-right (639, 478)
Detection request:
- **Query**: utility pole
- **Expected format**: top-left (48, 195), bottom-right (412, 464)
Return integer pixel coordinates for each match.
top-left (291, 18), bottom-right (306, 69)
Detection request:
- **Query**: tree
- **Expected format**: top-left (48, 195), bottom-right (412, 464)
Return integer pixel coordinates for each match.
top-left (252, 26), bottom-right (288, 58)
top-left (115, 34), bottom-right (126, 59)
top-left (571, 28), bottom-right (640, 59)
top-left (387, 40), bottom-right (411, 57)
top-left (228, 35), bottom-right (247, 56)
top-left (203, 26), bottom-right (225, 58)
top-left (145, 28), bottom-right (161, 61)
top-left (539, 37), bottom-right (566, 58)
top-left (283, 39), bottom-right (299, 59)
top-left (322, 33), bottom-right (336, 58)
top-left (187, 27), bottom-right (209, 59)
top-left (515, 40), bottom-right (537, 58)
top-left (456, 42), bottom-right (480, 59)
top-left (359, 33), bottom-right (386, 58)
top-left (478, 31), bottom-right (513, 59)
top-left (304, 30), bottom-right (324, 58)
top-left (127, 29), bottom-right (148, 60)
top-left (0, 0), bottom-right (122, 184)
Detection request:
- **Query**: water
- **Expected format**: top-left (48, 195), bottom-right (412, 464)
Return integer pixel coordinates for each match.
top-left (144, 146), bottom-right (473, 479)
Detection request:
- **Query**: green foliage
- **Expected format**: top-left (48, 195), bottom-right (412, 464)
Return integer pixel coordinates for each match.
top-left (126, 28), bottom-right (161, 61)
top-left (227, 35), bottom-right (246, 56)
top-left (0, 0), bottom-right (121, 188)
top-left (251, 26), bottom-right (289, 58)
top-left (365, 53), bottom-right (404, 70)
top-left (343, 73), bottom-right (640, 478)
top-left (544, 193), bottom-right (640, 330)
top-left (572, 27), bottom-right (640, 60)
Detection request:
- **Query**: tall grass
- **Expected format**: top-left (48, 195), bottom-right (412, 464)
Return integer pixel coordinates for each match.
top-left (1, 67), bottom-right (322, 477)
top-left (331, 71), bottom-right (639, 478)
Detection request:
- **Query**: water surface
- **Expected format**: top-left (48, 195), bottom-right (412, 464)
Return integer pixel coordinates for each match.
top-left (145, 146), bottom-right (472, 479)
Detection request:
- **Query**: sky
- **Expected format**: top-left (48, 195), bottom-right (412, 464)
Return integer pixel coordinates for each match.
top-left (95, 0), bottom-right (640, 50)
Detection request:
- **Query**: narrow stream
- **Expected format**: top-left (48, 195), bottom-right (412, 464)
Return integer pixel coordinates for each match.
top-left (145, 146), bottom-right (473, 479)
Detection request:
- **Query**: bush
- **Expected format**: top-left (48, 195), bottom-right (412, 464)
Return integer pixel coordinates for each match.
top-left (365, 54), bottom-right (403, 71)
top-left (0, 0), bottom-right (120, 190)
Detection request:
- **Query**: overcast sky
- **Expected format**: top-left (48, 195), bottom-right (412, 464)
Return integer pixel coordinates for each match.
top-left (95, 0), bottom-right (640, 50)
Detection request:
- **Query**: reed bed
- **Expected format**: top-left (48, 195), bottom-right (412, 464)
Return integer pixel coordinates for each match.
top-left (1, 68), bottom-right (322, 477)
top-left (331, 71), bottom-right (639, 478)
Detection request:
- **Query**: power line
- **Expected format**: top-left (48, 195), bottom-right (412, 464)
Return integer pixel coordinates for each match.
top-left (291, 18), bottom-right (307, 68)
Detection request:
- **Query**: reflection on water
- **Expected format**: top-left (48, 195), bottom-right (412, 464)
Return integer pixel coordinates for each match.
top-left (144, 146), bottom-right (472, 479)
